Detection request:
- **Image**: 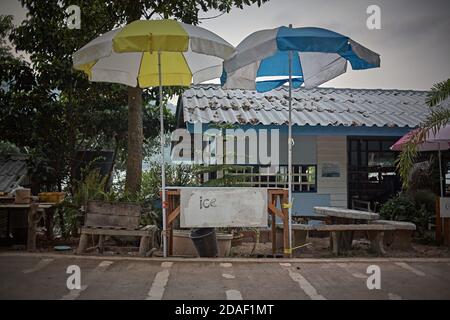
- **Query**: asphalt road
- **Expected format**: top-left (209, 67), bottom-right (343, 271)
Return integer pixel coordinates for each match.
top-left (1, 253), bottom-right (450, 300)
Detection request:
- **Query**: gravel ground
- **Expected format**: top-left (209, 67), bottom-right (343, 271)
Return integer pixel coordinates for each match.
top-left (3, 234), bottom-right (450, 259)
top-left (230, 237), bottom-right (450, 258)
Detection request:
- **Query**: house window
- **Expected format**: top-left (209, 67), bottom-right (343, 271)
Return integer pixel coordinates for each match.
top-left (226, 165), bottom-right (317, 192)
top-left (347, 136), bottom-right (401, 210)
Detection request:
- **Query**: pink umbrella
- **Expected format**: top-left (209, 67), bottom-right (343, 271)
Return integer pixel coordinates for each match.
top-left (390, 125), bottom-right (450, 152)
top-left (391, 124), bottom-right (450, 196)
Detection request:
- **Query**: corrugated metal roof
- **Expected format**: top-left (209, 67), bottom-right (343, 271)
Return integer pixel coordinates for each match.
top-left (0, 155), bottom-right (28, 193)
top-left (180, 85), bottom-right (432, 128)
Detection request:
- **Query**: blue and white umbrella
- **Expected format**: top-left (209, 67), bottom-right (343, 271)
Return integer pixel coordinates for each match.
top-left (221, 26), bottom-right (380, 256)
top-left (222, 26), bottom-right (380, 91)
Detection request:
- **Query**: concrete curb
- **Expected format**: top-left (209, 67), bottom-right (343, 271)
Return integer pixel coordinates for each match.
top-left (1, 251), bottom-right (450, 263)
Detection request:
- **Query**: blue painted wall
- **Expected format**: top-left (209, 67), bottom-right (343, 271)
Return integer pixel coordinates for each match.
top-left (184, 123), bottom-right (411, 216)
top-left (292, 193), bottom-right (330, 216)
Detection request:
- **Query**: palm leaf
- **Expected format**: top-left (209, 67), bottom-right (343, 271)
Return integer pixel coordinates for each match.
top-left (426, 79), bottom-right (450, 107)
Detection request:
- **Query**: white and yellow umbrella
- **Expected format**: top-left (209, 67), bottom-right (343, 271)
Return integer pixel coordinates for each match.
top-left (73, 19), bottom-right (235, 257)
top-left (73, 19), bottom-right (234, 87)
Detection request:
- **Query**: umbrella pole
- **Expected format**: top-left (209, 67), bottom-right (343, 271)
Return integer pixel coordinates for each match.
top-left (287, 24), bottom-right (293, 258)
top-left (158, 51), bottom-right (168, 258)
top-left (438, 146), bottom-right (445, 243)
top-left (439, 147), bottom-right (444, 197)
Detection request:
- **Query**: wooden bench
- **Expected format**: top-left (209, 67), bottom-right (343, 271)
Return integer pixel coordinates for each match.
top-left (372, 220), bottom-right (416, 250)
top-left (313, 224), bottom-right (396, 255)
top-left (77, 201), bottom-right (157, 256)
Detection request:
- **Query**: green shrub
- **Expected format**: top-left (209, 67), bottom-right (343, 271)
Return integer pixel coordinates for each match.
top-left (380, 193), bottom-right (417, 222)
top-left (56, 170), bottom-right (108, 237)
top-left (380, 190), bottom-right (435, 237)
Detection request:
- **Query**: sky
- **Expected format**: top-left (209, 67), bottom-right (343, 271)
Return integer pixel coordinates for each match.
top-left (1, 0), bottom-right (449, 91)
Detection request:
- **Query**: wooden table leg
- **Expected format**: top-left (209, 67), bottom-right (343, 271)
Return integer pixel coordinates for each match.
top-left (98, 235), bottom-right (104, 253)
top-left (77, 233), bottom-right (88, 254)
top-left (27, 204), bottom-right (39, 252)
top-left (139, 235), bottom-right (149, 256)
top-left (45, 207), bottom-right (55, 240)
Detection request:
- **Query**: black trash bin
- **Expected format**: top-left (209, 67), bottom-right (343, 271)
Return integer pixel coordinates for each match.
top-left (190, 228), bottom-right (218, 257)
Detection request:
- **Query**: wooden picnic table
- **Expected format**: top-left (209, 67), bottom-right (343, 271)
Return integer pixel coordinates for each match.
top-left (0, 202), bottom-right (57, 250)
top-left (313, 206), bottom-right (380, 252)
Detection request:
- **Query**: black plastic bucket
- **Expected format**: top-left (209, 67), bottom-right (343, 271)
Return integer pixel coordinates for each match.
top-left (190, 228), bottom-right (218, 257)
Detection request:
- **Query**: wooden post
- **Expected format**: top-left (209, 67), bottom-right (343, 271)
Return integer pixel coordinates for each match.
top-left (268, 190), bottom-right (277, 254)
top-left (168, 192), bottom-right (174, 256)
top-left (444, 218), bottom-right (450, 246)
top-left (281, 190), bottom-right (290, 257)
top-left (436, 197), bottom-right (442, 244)
top-left (161, 189), bottom-right (181, 257)
top-left (271, 209), bottom-right (276, 254)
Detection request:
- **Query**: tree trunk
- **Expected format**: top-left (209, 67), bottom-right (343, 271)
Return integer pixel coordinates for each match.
top-left (125, 86), bottom-right (143, 193)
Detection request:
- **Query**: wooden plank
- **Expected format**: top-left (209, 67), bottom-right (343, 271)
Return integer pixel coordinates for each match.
top-left (87, 201), bottom-right (140, 217)
top-left (85, 213), bottom-right (139, 229)
top-left (168, 206), bottom-right (180, 224)
top-left (267, 188), bottom-right (286, 196)
top-left (268, 203), bottom-right (284, 219)
top-left (90, 226), bottom-right (128, 230)
top-left (80, 227), bottom-right (151, 236)
top-left (0, 203), bottom-right (55, 209)
top-left (160, 189), bottom-right (181, 197)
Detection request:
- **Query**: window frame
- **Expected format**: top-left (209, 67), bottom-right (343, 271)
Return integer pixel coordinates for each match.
top-left (225, 164), bottom-right (317, 193)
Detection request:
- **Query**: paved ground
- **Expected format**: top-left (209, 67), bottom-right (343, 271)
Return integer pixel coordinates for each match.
top-left (1, 253), bottom-right (450, 300)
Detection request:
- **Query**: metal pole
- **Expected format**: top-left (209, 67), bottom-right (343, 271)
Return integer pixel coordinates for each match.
top-left (439, 146), bottom-right (444, 197)
top-left (158, 51), bottom-right (167, 258)
top-left (287, 24), bottom-right (293, 258)
top-left (438, 145), bottom-right (444, 243)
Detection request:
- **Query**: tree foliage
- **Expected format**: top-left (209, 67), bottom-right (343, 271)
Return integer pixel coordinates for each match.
top-left (2, 0), bottom-right (267, 192)
top-left (397, 78), bottom-right (450, 188)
